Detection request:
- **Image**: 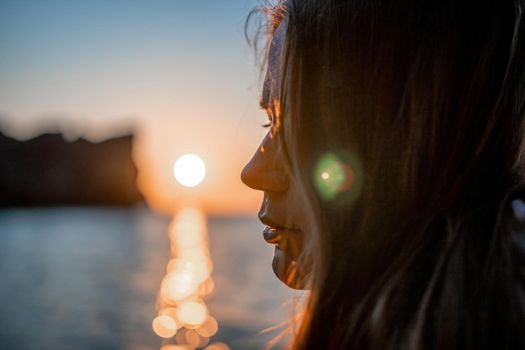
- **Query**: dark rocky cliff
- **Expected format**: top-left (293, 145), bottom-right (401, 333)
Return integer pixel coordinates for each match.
top-left (0, 132), bottom-right (143, 206)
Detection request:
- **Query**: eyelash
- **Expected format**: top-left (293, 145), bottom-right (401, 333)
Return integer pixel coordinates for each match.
top-left (261, 110), bottom-right (273, 128)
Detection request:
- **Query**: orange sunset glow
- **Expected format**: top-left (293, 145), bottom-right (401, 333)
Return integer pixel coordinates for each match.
top-left (0, 0), bottom-right (269, 216)
top-left (134, 118), bottom-right (265, 215)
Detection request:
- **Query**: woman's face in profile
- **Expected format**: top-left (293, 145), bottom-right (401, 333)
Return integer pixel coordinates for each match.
top-left (241, 23), bottom-right (310, 290)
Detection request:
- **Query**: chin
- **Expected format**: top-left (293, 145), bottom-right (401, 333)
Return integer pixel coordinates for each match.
top-left (272, 246), bottom-right (308, 290)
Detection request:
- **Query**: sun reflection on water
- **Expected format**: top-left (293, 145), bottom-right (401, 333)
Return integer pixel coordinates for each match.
top-left (154, 207), bottom-right (228, 349)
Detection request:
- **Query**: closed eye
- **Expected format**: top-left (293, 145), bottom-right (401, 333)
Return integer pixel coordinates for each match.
top-left (260, 106), bottom-right (274, 128)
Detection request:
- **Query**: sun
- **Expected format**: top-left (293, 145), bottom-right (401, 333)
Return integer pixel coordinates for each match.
top-left (173, 154), bottom-right (206, 187)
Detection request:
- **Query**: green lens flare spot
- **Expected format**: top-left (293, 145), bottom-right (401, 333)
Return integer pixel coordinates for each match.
top-left (314, 153), bottom-right (354, 200)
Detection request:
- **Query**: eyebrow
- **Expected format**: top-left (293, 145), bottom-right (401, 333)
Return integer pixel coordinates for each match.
top-left (259, 98), bottom-right (269, 110)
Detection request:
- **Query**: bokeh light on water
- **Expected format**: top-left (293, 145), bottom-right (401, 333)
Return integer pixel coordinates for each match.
top-left (204, 342), bottom-right (230, 350)
top-left (153, 315), bottom-right (179, 339)
top-left (154, 207), bottom-right (226, 349)
top-left (178, 300), bottom-right (208, 326)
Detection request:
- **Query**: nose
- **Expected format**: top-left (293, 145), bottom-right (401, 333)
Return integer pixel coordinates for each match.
top-left (241, 131), bottom-right (289, 193)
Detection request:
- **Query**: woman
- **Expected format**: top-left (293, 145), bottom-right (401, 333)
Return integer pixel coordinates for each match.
top-left (242, 0), bottom-right (525, 349)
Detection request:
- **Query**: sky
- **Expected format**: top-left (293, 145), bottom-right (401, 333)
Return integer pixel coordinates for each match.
top-left (0, 0), bottom-right (269, 214)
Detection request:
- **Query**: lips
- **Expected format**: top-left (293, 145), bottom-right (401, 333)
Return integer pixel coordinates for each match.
top-left (260, 212), bottom-right (300, 235)
top-left (263, 226), bottom-right (282, 244)
top-left (263, 225), bottom-right (303, 248)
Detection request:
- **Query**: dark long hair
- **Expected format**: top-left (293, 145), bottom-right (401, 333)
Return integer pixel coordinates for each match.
top-left (248, 1), bottom-right (525, 349)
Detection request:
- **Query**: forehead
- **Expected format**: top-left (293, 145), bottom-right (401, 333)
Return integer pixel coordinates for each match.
top-left (262, 21), bottom-right (286, 107)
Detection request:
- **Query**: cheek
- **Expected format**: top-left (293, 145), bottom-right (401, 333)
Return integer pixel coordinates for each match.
top-left (285, 177), bottom-right (316, 234)
top-left (279, 230), bottom-right (305, 261)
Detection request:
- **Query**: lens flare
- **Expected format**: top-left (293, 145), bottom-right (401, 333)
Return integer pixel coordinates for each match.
top-left (314, 153), bottom-right (357, 200)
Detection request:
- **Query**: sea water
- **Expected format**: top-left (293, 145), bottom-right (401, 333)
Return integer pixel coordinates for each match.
top-left (0, 206), bottom-right (293, 350)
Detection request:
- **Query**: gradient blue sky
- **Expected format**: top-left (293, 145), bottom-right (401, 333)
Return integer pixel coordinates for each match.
top-left (0, 0), bottom-right (269, 213)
